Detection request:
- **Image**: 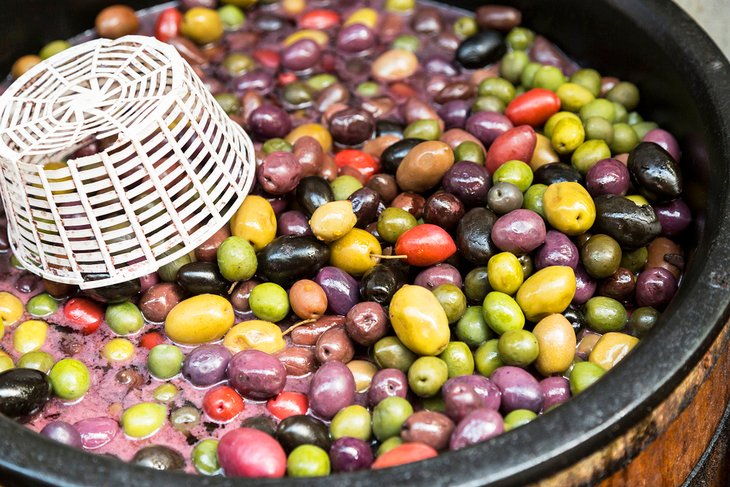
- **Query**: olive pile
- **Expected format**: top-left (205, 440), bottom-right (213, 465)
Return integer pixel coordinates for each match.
top-left (1, 0), bottom-right (690, 479)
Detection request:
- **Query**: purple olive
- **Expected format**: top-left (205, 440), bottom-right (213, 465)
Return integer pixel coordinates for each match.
top-left (277, 211), bottom-right (313, 237)
top-left (182, 344), bottom-right (232, 387)
top-left (449, 408), bottom-right (504, 450)
top-left (438, 100), bottom-right (471, 129)
top-left (315, 266), bottom-right (360, 315)
top-left (573, 264), bottom-right (597, 305)
top-left (41, 421), bottom-right (83, 448)
top-left (423, 191), bottom-right (465, 230)
top-left (328, 108), bottom-right (375, 146)
top-left (309, 361), bottom-right (356, 419)
top-left (74, 417), bottom-right (119, 450)
top-left (534, 230), bottom-right (579, 269)
top-left (345, 302), bottom-right (388, 346)
top-left (635, 267), bottom-right (678, 310)
top-left (540, 376), bottom-right (571, 410)
top-left (234, 70), bottom-right (274, 96)
top-left (442, 375), bottom-right (501, 422)
top-left (329, 437), bottom-right (374, 472)
top-left (401, 411), bottom-right (455, 450)
top-left (414, 264), bottom-right (463, 291)
top-left (257, 151), bottom-right (302, 195)
top-left (585, 158), bottom-right (630, 197)
top-left (654, 199), bottom-right (691, 236)
top-left (442, 161), bottom-right (491, 208)
top-left (465, 111), bottom-right (513, 146)
top-left (423, 55), bottom-right (459, 76)
top-left (491, 209), bottom-right (547, 255)
top-left (281, 39), bottom-right (321, 71)
top-left (315, 326), bottom-right (355, 364)
top-left (490, 366), bottom-right (544, 413)
top-left (248, 104), bottom-right (292, 140)
top-left (227, 350), bottom-right (286, 400)
top-left (643, 128), bottom-right (681, 161)
top-left (368, 368), bottom-right (408, 407)
top-left (336, 23), bottom-right (376, 53)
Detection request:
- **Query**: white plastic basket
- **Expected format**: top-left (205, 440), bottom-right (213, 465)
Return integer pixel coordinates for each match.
top-left (0, 35), bottom-right (256, 289)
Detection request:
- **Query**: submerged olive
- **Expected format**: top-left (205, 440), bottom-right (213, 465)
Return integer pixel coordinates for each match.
top-left (0, 368), bottom-right (53, 421)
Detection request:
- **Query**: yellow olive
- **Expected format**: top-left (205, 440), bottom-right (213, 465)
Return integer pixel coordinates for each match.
top-left (286, 123), bottom-right (333, 152)
top-left (103, 338), bottom-right (135, 363)
top-left (344, 8), bottom-right (379, 28)
top-left (487, 252), bottom-right (524, 295)
top-left (13, 320), bottom-right (48, 354)
top-left (543, 182), bottom-right (596, 236)
top-left (0, 291), bottom-right (24, 327)
top-left (556, 83), bottom-right (595, 112)
top-left (309, 201), bottom-right (357, 242)
top-left (0, 351), bottom-right (13, 373)
top-left (223, 320), bottom-right (286, 355)
top-left (231, 195), bottom-right (277, 251)
top-left (165, 294), bottom-right (235, 345)
top-left (347, 360), bottom-right (378, 392)
top-left (551, 117), bottom-right (585, 155)
top-left (283, 29), bottom-right (329, 47)
top-left (329, 229), bottom-right (382, 276)
top-left (589, 332), bottom-right (639, 370)
top-left (516, 266), bottom-right (576, 322)
top-left (182, 7), bottom-right (224, 45)
top-left (389, 285), bottom-right (450, 356)
top-left (544, 112), bottom-right (581, 139)
top-left (372, 49), bottom-right (419, 83)
top-left (533, 314), bottom-right (576, 376)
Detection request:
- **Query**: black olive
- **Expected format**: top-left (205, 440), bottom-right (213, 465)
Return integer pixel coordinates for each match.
top-left (533, 162), bottom-right (582, 186)
top-left (82, 276), bottom-right (141, 304)
top-left (296, 177), bottom-right (335, 217)
top-left (349, 187), bottom-right (382, 228)
top-left (241, 415), bottom-right (278, 436)
top-left (455, 29), bottom-right (506, 69)
top-left (0, 368), bottom-right (53, 422)
top-left (376, 120), bottom-right (404, 138)
top-left (628, 142), bottom-right (683, 201)
top-left (275, 415), bottom-right (331, 453)
top-left (256, 236), bottom-right (331, 286)
top-left (457, 207), bottom-right (499, 265)
top-left (177, 262), bottom-right (228, 295)
top-left (360, 264), bottom-right (407, 305)
top-left (380, 139), bottom-right (425, 174)
top-left (593, 195), bottom-right (662, 249)
top-left (132, 445), bottom-right (185, 471)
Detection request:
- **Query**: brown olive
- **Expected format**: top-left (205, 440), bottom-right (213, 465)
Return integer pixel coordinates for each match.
top-left (194, 226), bottom-right (230, 262)
top-left (275, 347), bottom-right (317, 376)
top-left (290, 315), bottom-right (346, 346)
top-left (345, 302), bottom-right (389, 346)
top-left (139, 283), bottom-right (185, 323)
top-left (401, 410), bottom-right (455, 450)
top-left (95, 5), bottom-right (140, 39)
top-left (315, 326), bottom-right (355, 364)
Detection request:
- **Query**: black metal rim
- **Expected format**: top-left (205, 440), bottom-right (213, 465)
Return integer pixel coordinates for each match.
top-left (1, 0), bottom-right (730, 485)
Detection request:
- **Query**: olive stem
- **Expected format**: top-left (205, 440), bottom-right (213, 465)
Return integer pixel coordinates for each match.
top-left (227, 281), bottom-right (239, 295)
top-left (372, 254), bottom-right (408, 260)
top-left (282, 318), bottom-right (317, 336)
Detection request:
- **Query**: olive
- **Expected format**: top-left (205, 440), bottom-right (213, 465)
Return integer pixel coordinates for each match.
top-left (329, 108), bottom-right (376, 146)
top-left (581, 234), bottom-right (622, 279)
top-left (0, 368), bottom-right (52, 421)
top-left (562, 304), bottom-right (587, 333)
top-left (533, 162), bottom-right (582, 185)
top-left (464, 267), bottom-right (492, 303)
top-left (82, 277), bottom-right (141, 304)
top-left (593, 195), bottom-right (661, 248)
top-left (132, 445), bottom-right (185, 471)
top-left (176, 262), bottom-right (229, 295)
top-left (380, 138), bottom-right (425, 174)
top-left (256, 236), bottom-right (331, 286)
top-left (349, 188), bottom-right (382, 228)
top-left (628, 306), bottom-right (660, 338)
top-left (376, 120), bottom-right (405, 138)
top-left (455, 30), bottom-right (506, 69)
top-left (242, 415), bottom-right (278, 436)
top-left (276, 415), bottom-right (332, 453)
top-left (359, 264), bottom-right (407, 305)
top-left (296, 176), bottom-right (335, 217)
top-left (457, 207), bottom-right (499, 265)
top-left (423, 191), bottom-right (466, 231)
top-left (628, 142), bottom-right (683, 202)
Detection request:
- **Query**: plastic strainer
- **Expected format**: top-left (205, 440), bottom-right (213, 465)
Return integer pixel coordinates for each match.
top-left (0, 35), bottom-right (256, 289)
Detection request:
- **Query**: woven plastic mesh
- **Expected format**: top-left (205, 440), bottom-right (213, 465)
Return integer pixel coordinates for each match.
top-left (0, 36), bottom-right (256, 289)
